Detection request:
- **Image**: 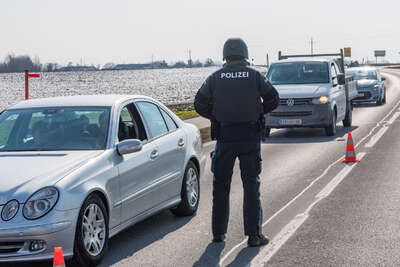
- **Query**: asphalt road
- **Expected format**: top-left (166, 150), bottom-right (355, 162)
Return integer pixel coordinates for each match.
top-left (6, 68), bottom-right (400, 267)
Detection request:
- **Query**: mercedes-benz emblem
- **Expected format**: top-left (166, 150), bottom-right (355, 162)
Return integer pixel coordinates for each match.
top-left (287, 98), bottom-right (295, 106)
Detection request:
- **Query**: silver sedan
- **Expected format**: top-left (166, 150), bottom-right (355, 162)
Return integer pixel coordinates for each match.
top-left (0, 95), bottom-right (205, 266)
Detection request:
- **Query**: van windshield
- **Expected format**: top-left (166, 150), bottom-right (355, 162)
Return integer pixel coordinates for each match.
top-left (266, 61), bottom-right (330, 85)
top-left (0, 107), bottom-right (110, 152)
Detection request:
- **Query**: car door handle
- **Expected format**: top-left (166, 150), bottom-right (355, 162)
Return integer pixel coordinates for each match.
top-left (178, 138), bottom-right (185, 147)
top-left (150, 150), bottom-right (159, 159)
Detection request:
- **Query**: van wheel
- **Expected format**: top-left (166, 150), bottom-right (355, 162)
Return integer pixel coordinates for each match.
top-left (325, 110), bottom-right (337, 136)
top-left (73, 194), bottom-right (109, 267)
top-left (343, 104), bottom-right (352, 127)
top-left (262, 128), bottom-right (271, 140)
top-left (171, 161), bottom-right (200, 217)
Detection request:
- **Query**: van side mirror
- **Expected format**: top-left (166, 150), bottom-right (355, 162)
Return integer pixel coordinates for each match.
top-left (117, 139), bottom-right (142, 155)
top-left (381, 77), bottom-right (386, 81)
top-left (337, 74), bottom-right (346, 85)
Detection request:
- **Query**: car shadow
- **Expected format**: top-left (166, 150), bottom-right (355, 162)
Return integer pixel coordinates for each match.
top-left (264, 125), bottom-right (358, 144)
top-left (192, 242), bottom-right (225, 267)
top-left (99, 210), bottom-right (194, 267)
top-left (4, 211), bottom-right (194, 267)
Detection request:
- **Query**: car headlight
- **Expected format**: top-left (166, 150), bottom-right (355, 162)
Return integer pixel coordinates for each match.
top-left (312, 96), bottom-right (329, 104)
top-left (1, 200), bottom-right (19, 221)
top-left (23, 187), bottom-right (59, 220)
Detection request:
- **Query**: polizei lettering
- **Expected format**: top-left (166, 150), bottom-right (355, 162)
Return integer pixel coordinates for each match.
top-left (220, 72), bottom-right (249, 79)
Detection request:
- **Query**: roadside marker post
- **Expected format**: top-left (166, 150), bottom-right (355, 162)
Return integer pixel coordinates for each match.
top-left (342, 131), bottom-right (360, 163)
top-left (24, 69), bottom-right (40, 100)
top-left (53, 247), bottom-right (66, 267)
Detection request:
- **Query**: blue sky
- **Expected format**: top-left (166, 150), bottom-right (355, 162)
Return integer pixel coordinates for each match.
top-left (1, 0), bottom-right (399, 66)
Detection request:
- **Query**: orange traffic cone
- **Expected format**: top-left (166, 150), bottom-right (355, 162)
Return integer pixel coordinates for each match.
top-left (342, 131), bottom-right (360, 163)
top-left (53, 247), bottom-right (66, 267)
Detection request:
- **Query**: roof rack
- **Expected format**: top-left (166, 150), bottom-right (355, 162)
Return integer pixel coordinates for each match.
top-left (278, 49), bottom-right (345, 73)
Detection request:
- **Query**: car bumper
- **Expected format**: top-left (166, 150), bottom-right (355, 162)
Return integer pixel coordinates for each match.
top-left (265, 104), bottom-right (332, 128)
top-left (352, 89), bottom-right (380, 103)
top-left (0, 208), bottom-right (78, 262)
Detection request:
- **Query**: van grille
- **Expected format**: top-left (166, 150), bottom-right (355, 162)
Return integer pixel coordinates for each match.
top-left (279, 98), bottom-right (313, 106)
top-left (271, 111), bottom-right (312, 117)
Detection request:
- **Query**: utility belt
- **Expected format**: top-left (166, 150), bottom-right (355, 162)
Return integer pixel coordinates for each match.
top-left (212, 118), bottom-right (263, 143)
top-left (220, 121), bottom-right (258, 127)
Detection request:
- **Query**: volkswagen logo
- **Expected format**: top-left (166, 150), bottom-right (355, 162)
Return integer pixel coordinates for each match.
top-left (286, 98), bottom-right (295, 106)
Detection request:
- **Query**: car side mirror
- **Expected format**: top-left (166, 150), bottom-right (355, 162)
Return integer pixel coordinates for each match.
top-left (381, 77), bottom-right (386, 81)
top-left (117, 139), bottom-right (142, 155)
top-left (337, 74), bottom-right (346, 85)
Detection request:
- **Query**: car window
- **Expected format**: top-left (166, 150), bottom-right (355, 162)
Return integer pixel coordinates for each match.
top-left (118, 105), bottom-right (139, 141)
top-left (0, 107), bottom-right (110, 151)
top-left (120, 107), bottom-right (133, 122)
top-left (0, 113), bottom-right (19, 148)
top-left (160, 108), bottom-right (177, 131)
top-left (331, 64), bottom-right (338, 85)
top-left (136, 102), bottom-right (168, 139)
top-left (346, 69), bottom-right (378, 80)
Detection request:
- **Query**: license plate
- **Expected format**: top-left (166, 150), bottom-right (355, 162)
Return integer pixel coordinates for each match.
top-left (279, 119), bottom-right (302, 125)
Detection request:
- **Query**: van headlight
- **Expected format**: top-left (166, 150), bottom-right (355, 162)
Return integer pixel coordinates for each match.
top-left (312, 96), bottom-right (329, 104)
top-left (1, 200), bottom-right (19, 221)
top-left (373, 85), bottom-right (379, 91)
top-left (23, 187), bottom-right (59, 220)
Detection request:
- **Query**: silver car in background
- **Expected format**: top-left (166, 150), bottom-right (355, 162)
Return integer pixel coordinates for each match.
top-left (0, 95), bottom-right (205, 266)
top-left (346, 67), bottom-right (387, 105)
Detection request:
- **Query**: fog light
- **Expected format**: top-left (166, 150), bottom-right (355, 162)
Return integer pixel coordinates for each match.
top-left (29, 240), bottom-right (46, 252)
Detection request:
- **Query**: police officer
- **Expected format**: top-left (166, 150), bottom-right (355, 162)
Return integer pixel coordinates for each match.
top-left (194, 38), bottom-right (279, 247)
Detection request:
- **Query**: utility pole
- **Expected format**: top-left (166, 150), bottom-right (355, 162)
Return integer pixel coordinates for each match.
top-left (266, 53), bottom-right (269, 68)
top-left (188, 49), bottom-right (192, 67)
top-left (189, 49), bottom-right (191, 61)
top-left (151, 54), bottom-right (154, 69)
top-left (311, 38), bottom-right (314, 55)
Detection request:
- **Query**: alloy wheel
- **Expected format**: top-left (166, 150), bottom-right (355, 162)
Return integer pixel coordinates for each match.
top-left (82, 203), bottom-right (106, 257)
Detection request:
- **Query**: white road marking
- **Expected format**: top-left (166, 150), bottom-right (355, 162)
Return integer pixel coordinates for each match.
top-left (218, 91), bottom-right (400, 266)
top-left (250, 153), bottom-right (366, 266)
top-left (387, 111), bottom-right (400, 124)
top-left (365, 126), bottom-right (389, 148)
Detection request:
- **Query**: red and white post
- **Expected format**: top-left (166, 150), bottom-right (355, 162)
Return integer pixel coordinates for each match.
top-left (24, 70), bottom-right (40, 100)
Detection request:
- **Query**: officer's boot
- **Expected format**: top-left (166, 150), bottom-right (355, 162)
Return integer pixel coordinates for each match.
top-left (248, 234), bottom-right (269, 247)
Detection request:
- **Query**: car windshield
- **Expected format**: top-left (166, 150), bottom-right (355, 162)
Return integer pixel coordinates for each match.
top-left (346, 69), bottom-right (377, 80)
top-left (0, 107), bottom-right (110, 152)
top-left (266, 61), bottom-right (330, 85)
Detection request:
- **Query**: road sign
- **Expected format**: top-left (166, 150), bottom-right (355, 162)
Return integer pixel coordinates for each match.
top-left (344, 47), bottom-right (351, 57)
top-left (374, 50), bottom-right (386, 57)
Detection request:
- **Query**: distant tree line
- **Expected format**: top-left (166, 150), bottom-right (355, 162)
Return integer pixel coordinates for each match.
top-left (0, 53), bottom-right (219, 73)
top-left (0, 54), bottom-right (42, 73)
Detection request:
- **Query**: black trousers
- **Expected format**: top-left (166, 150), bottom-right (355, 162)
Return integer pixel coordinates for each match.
top-left (211, 141), bottom-right (263, 236)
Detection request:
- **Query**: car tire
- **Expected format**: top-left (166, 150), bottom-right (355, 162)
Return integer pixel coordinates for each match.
top-left (72, 194), bottom-right (109, 267)
top-left (325, 110), bottom-right (337, 136)
top-left (383, 88), bottom-right (387, 104)
top-left (377, 97), bottom-right (383, 106)
top-left (377, 89), bottom-right (385, 106)
top-left (171, 161), bottom-right (200, 217)
top-left (342, 104), bottom-right (352, 127)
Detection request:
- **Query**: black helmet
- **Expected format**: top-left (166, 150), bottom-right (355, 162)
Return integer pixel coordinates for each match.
top-left (223, 38), bottom-right (249, 61)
